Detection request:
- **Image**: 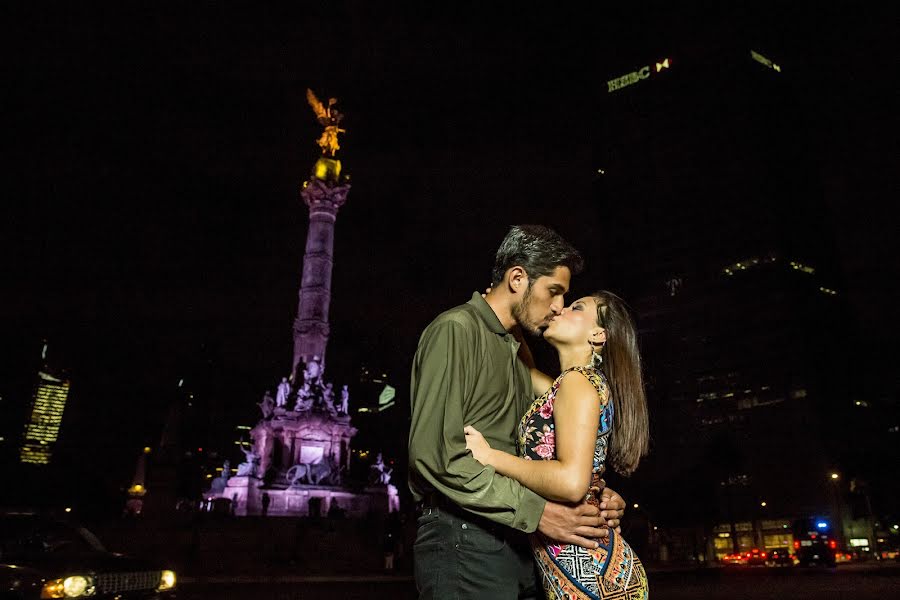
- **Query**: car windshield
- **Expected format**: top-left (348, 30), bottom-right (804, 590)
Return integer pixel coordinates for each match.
top-left (0, 514), bottom-right (106, 560)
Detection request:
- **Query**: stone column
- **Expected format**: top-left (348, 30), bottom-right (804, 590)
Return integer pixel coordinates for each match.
top-left (292, 176), bottom-right (350, 378)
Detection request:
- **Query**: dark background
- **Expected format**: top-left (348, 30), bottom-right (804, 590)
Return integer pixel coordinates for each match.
top-left (1, 3), bottom-right (896, 514)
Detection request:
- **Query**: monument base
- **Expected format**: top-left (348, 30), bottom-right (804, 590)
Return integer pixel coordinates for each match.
top-left (206, 481), bottom-right (398, 518)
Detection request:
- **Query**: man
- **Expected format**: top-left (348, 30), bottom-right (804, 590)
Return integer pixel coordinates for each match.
top-left (409, 225), bottom-right (626, 599)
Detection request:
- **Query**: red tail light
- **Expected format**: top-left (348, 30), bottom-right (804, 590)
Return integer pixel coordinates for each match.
top-left (829, 540), bottom-right (837, 549)
top-left (793, 541), bottom-right (800, 549)
top-left (761, 552), bottom-right (767, 558)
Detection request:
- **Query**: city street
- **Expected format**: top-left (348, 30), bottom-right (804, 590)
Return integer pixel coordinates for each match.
top-left (177, 563), bottom-right (900, 599)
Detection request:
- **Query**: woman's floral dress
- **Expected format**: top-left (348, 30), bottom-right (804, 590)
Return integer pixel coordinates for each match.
top-left (518, 366), bottom-right (649, 600)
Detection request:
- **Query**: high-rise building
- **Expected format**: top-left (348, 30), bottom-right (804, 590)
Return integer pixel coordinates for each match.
top-left (595, 39), bottom-right (850, 558)
top-left (19, 345), bottom-right (71, 465)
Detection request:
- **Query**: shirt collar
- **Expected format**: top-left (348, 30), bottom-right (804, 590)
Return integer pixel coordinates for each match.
top-left (467, 292), bottom-right (510, 336)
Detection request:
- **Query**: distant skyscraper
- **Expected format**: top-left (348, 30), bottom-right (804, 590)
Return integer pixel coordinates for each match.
top-left (19, 367), bottom-right (70, 465)
top-left (595, 41), bottom-right (849, 558)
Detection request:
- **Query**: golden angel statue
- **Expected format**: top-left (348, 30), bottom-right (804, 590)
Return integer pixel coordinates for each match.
top-left (306, 88), bottom-right (345, 157)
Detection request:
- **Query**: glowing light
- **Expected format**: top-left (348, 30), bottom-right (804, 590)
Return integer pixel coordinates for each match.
top-left (158, 570), bottom-right (177, 591)
top-left (789, 260), bottom-right (815, 274)
top-left (63, 576), bottom-right (92, 597)
top-left (830, 473), bottom-right (839, 480)
top-left (607, 65), bottom-right (652, 93)
top-left (655, 58), bottom-right (670, 72)
top-left (143, 446), bottom-right (151, 454)
top-left (760, 501), bottom-right (767, 507)
top-left (633, 503), bottom-right (639, 509)
top-left (64, 507), bottom-right (72, 513)
top-left (20, 371), bottom-right (70, 465)
top-left (817, 521), bottom-right (828, 529)
top-left (751, 50), bottom-right (782, 73)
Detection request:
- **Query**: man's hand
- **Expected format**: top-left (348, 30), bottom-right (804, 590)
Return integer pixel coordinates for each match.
top-left (538, 501), bottom-right (610, 549)
top-left (598, 485), bottom-right (625, 534)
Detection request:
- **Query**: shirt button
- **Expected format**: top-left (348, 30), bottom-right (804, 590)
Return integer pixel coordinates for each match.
top-left (461, 523), bottom-right (468, 530)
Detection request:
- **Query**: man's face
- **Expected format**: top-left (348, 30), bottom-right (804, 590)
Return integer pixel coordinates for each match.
top-left (512, 266), bottom-right (571, 336)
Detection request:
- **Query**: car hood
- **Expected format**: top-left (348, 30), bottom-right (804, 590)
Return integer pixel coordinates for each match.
top-left (2, 552), bottom-right (163, 576)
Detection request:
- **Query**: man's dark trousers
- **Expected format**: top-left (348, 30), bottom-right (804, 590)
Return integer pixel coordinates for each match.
top-left (414, 503), bottom-right (541, 599)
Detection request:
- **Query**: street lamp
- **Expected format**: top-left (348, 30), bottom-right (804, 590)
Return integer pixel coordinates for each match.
top-left (760, 501), bottom-right (767, 507)
top-left (828, 472), bottom-right (845, 550)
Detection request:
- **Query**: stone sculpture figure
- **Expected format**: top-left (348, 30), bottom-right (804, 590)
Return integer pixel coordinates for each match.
top-left (286, 464), bottom-right (308, 488)
top-left (258, 390), bottom-right (275, 419)
top-left (236, 441), bottom-right (260, 478)
top-left (369, 452), bottom-right (393, 486)
top-left (306, 88), bottom-right (345, 157)
top-left (303, 357), bottom-right (323, 387)
top-left (323, 382), bottom-right (337, 416)
top-left (209, 459), bottom-right (231, 493)
top-left (340, 384), bottom-right (350, 414)
top-left (294, 381), bottom-right (314, 412)
top-left (276, 377), bottom-right (291, 408)
top-left (304, 460), bottom-right (333, 486)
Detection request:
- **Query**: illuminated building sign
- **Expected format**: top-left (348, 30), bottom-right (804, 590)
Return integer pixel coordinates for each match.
top-left (19, 371), bottom-right (70, 465)
top-left (751, 50), bottom-right (781, 72)
top-left (378, 385), bottom-right (396, 412)
top-left (607, 58), bottom-right (671, 93)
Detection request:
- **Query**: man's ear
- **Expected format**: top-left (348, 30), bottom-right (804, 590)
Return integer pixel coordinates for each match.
top-left (506, 266), bottom-right (528, 294)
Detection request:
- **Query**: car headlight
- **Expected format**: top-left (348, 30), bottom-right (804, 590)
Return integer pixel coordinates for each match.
top-left (40, 575), bottom-right (96, 598)
top-left (158, 569), bottom-right (176, 591)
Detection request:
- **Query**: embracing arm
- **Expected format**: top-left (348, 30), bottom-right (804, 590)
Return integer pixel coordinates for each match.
top-left (467, 371), bottom-right (601, 503)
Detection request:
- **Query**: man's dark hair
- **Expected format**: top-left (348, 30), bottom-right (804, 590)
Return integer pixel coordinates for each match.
top-left (491, 225), bottom-right (584, 285)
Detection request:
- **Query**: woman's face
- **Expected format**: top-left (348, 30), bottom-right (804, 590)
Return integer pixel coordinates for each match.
top-left (544, 296), bottom-right (605, 346)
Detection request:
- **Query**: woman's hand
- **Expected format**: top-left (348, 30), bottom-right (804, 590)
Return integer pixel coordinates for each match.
top-left (464, 425), bottom-right (494, 464)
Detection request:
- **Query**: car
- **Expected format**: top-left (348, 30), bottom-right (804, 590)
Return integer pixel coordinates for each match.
top-left (746, 548), bottom-right (767, 566)
top-left (0, 510), bottom-right (176, 599)
top-left (721, 552), bottom-right (746, 565)
top-left (766, 547), bottom-right (794, 567)
top-left (792, 518), bottom-right (838, 568)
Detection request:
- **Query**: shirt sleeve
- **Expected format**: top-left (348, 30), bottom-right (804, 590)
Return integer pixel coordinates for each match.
top-left (409, 319), bottom-right (546, 532)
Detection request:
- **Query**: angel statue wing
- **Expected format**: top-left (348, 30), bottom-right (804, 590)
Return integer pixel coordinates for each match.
top-left (306, 88), bottom-right (328, 121)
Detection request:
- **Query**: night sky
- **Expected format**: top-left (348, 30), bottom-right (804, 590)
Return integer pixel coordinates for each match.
top-left (1, 3), bottom-right (896, 496)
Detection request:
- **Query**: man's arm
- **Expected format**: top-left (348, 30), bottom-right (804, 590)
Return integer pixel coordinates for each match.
top-left (409, 319), bottom-right (545, 532)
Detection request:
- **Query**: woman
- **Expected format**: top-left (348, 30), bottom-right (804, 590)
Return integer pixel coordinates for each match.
top-left (465, 291), bottom-right (650, 599)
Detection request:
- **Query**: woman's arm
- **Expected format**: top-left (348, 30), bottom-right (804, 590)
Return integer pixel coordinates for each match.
top-left (466, 371), bottom-right (602, 503)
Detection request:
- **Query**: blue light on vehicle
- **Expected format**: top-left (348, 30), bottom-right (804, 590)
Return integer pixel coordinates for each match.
top-left (816, 521), bottom-right (828, 529)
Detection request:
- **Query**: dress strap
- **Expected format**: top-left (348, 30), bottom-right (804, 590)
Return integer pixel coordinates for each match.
top-left (560, 366), bottom-right (608, 399)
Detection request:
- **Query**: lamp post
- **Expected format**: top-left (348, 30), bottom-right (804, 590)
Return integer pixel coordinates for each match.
top-left (828, 472), bottom-right (846, 550)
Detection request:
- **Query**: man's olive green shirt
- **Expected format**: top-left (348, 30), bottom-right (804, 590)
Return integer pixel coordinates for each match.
top-left (408, 292), bottom-right (546, 533)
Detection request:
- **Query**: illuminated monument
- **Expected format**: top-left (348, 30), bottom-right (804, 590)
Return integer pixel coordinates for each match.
top-left (19, 343), bottom-right (70, 466)
top-left (207, 90), bottom-right (398, 517)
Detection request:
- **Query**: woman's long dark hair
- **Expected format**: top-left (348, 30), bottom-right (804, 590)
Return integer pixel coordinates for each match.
top-left (592, 290), bottom-right (649, 476)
